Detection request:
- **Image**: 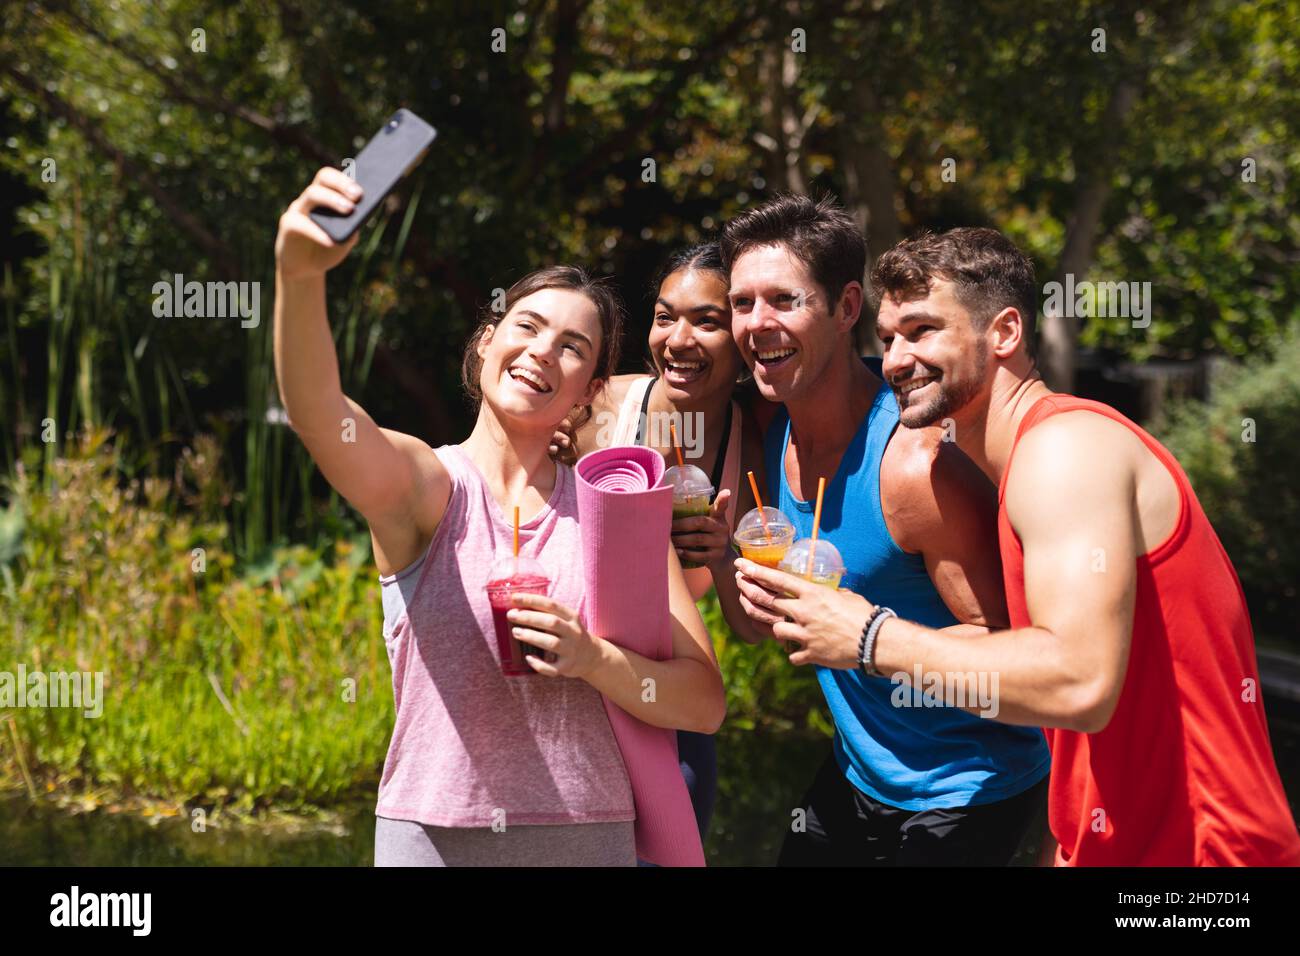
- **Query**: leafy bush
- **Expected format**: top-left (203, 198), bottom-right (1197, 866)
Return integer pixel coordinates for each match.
top-left (0, 427), bottom-right (828, 815)
top-left (1158, 326), bottom-right (1300, 649)
top-left (703, 594), bottom-right (832, 737)
top-left (0, 428), bottom-right (392, 812)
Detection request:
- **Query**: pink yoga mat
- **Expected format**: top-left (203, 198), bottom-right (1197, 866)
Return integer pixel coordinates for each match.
top-left (575, 445), bottom-right (706, 867)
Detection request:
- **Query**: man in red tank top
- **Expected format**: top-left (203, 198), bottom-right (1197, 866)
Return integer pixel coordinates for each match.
top-left (734, 225), bottom-right (1299, 865)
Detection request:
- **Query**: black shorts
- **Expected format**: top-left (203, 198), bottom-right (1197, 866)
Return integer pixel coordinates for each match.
top-left (778, 751), bottom-right (1049, 866)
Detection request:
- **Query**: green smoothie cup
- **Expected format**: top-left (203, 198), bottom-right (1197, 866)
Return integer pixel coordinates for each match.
top-left (665, 463), bottom-right (714, 570)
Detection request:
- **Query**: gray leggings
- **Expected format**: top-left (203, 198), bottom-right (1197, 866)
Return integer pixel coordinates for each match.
top-left (374, 816), bottom-right (636, 867)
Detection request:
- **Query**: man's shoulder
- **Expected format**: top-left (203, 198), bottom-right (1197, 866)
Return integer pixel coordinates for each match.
top-left (882, 425), bottom-right (940, 482)
top-left (1016, 393), bottom-right (1150, 448)
top-left (1013, 405), bottom-right (1145, 471)
top-left (1005, 407), bottom-right (1147, 513)
top-left (883, 426), bottom-right (993, 512)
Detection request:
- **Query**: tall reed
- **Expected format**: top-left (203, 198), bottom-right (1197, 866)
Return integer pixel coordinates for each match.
top-left (4, 184), bottom-right (424, 568)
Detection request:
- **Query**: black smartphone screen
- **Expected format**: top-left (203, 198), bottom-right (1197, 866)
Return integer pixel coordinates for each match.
top-left (308, 109), bottom-right (437, 243)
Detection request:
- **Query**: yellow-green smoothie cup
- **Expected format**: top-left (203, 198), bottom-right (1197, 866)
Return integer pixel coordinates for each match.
top-left (665, 463), bottom-right (714, 569)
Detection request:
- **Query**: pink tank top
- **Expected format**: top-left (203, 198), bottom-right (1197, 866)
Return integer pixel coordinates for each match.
top-left (376, 443), bottom-right (635, 828)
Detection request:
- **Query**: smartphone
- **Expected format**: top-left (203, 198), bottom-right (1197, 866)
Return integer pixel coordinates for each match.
top-left (309, 108), bottom-right (437, 243)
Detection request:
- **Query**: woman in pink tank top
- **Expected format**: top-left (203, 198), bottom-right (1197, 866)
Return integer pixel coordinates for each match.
top-left (563, 244), bottom-right (771, 845)
top-left (273, 168), bottom-right (725, 866)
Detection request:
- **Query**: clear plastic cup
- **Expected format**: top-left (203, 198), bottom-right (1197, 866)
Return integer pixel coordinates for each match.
top-left (733, 507), bottom-right (797, 568)
top-left (778, 537), bottom-right (846, 590)
top-left (486, 554), bottom-right (551, 677)
top-left (665, 463), bottom-right (714, 569)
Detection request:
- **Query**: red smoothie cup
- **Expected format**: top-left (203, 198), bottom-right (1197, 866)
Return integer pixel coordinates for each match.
top-left (486, 554), bottom-right (551, 676)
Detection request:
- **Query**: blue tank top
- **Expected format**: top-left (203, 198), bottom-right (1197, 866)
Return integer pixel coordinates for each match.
top-left (763, 357), bottom-right (1050, 809)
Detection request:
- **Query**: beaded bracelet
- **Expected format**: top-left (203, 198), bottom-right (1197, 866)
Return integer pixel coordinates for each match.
top-left (858, 607), bottom-right (896, 678)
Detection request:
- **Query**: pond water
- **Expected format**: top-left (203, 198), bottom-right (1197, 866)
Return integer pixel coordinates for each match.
top-left (4, 706), bottom-right (1299, 867)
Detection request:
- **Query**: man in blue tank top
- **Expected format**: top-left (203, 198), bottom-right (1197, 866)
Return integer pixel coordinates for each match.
top-left (713, 195), bottom-right (1050, 865)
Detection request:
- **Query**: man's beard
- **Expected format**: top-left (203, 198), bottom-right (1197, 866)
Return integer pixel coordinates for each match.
top-left (894, 349), bottom-right (985, 429)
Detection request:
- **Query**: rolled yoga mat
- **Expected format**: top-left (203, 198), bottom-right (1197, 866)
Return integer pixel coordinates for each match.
top-left (575, 445), bottom-right (707, 867)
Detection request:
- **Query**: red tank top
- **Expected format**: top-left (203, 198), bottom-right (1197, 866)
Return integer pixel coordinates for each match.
top-left (998, 394), bottom-right (1300, 866)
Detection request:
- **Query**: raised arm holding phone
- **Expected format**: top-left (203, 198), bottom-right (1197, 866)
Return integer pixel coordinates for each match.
top-left (272, 131), bottom-right (724, 866)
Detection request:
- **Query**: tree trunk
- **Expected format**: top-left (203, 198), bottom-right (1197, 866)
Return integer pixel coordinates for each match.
top-left (755, 10), bottom-right (811, 199)
top-left (777, 45), bottom-right (808, 196)
top-left (1040, 76), bottom-right (1141, 391)
top-left (543, 0), bottom-right (583, 134)
top-left (837, 79), bottom-right (900, 356)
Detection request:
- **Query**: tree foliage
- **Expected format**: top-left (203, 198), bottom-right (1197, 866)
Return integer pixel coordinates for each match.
top-left (2, 0), bottom-right (1298, 553)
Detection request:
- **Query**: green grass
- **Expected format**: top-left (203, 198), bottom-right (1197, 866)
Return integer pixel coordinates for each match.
top-left (1, 428), bottom-right (827, 816)
top-left (1, 429), bottom-right (393, 812)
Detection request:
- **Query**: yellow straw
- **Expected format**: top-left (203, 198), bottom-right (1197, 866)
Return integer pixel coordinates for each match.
top-left (513, 505), bottom-right (520, 558)
top-left (669, 422), bottom-right (685, 469)
top-left (747, 470), bottom-right (773, 545)
top-left (806, 476), bottom-right (826, 581)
